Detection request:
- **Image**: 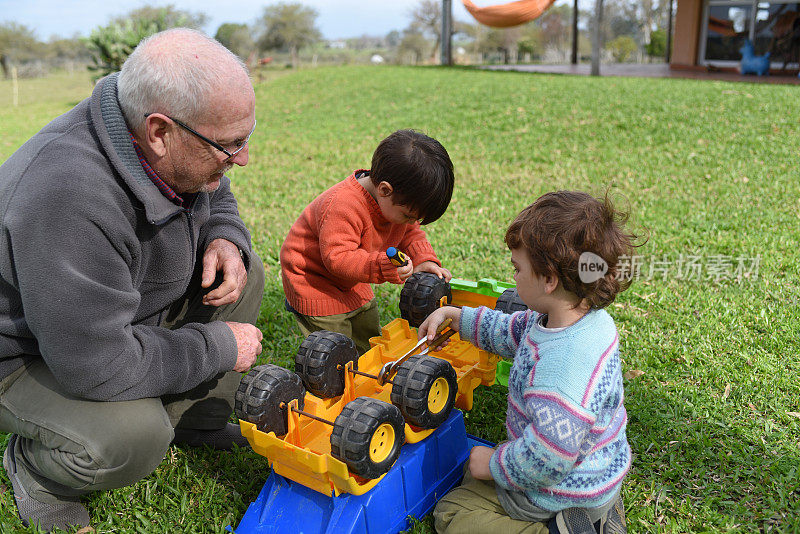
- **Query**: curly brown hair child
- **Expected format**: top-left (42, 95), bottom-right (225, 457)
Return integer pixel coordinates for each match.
top-left (422, 190), bottom-right (639, 534)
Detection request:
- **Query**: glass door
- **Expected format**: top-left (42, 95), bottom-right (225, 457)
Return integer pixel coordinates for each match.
top-left (699, 0), bottom-right (800, 67)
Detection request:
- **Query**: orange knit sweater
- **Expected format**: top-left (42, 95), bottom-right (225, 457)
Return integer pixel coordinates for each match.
top-left (280, 172), bottom-right (440, 316)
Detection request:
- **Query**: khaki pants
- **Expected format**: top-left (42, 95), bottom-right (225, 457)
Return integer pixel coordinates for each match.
top-left (433, 470), bottom-right (551, 534)
top-left (290, 299), bottom-right (380, 354)
top-left (0, 254), bottom-right (265, 504)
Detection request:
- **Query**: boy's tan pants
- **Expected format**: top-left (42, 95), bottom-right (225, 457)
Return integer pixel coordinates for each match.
top-left (290, 299), bottom-right (380, 354)
top-left (433, 470), bottom-right (551, 534)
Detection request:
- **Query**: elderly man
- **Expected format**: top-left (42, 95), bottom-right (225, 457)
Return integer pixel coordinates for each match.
top-left (0, 29), bottom-right (264, 531)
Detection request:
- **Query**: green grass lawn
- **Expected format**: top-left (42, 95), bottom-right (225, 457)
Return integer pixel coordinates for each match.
top-left (1, 66), bottom-right (799, 533)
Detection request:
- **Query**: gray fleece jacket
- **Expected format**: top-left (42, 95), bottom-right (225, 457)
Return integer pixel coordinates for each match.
top-left (0, 73), bottom-right (252, 401)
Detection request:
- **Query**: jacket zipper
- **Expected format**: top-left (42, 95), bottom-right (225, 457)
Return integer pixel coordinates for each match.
top-left (184, 194), bottom-right (200, 259)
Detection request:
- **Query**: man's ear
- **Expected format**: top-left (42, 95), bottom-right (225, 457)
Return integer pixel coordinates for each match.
top-left (142, 114), bottom-right (172, 158)
top-left (543, 273), bottom-right (560, 294)
top-left (376, 181), bottom-right (394, 198)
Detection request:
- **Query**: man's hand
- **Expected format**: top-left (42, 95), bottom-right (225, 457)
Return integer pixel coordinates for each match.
top-left (397, 258), bottom-right (414, 281)
top-left (202, 239), bottom-right (247, 306)
top-left (414, 260), bottom-right (452, 282)
top-left (468, 445), bottom-right (494, 480)
top-left (225, 321), bottom-right (263, 372)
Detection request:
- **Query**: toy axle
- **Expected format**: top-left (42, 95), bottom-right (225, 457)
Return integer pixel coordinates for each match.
top-left (281, 403), bottom-right (336, 427)
top-left (347, 367), bottom-right (394, 384)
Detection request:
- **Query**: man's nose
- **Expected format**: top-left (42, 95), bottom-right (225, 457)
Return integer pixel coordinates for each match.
top-left (230, 144), bottom-right (249, 166)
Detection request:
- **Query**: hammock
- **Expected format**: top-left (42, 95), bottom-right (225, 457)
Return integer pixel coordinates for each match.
top-left (462, 0), bottom-right (557, 28)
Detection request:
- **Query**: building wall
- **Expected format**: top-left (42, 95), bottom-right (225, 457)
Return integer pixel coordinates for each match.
top-left (672, 0), bottom-right (704, 67)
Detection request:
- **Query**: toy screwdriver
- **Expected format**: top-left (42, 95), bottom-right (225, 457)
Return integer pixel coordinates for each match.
top-left (386, 247), bottom-right (409, 267)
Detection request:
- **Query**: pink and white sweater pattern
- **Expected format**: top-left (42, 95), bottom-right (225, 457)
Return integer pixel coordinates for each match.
top-left (459, 306), bottom-right (631, 512)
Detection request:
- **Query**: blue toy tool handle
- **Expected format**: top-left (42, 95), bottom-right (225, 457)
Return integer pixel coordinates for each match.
top-left (386, 247), bottom-right (409, 267)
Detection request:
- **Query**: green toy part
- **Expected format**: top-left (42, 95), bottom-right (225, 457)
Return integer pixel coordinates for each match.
top-left (449, 277), bottom-right (516, 298)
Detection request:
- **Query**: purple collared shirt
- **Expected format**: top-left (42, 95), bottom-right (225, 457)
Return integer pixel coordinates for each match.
top-left (129, 133), bottom-right (184, 207)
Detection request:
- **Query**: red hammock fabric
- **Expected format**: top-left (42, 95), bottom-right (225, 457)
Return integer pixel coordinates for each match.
top-left (462, 0), bottom-right (557, 28)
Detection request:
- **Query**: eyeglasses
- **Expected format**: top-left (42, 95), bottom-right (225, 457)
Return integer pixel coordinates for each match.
top-left (163, 115), bottom-right (256, 161)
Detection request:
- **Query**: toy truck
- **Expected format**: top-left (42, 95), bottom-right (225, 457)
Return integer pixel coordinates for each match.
top-left (234, 273), bottom-right (528, 497)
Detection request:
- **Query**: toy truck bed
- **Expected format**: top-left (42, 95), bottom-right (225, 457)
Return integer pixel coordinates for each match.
top-left (237, 277), bottom-right (526, 497)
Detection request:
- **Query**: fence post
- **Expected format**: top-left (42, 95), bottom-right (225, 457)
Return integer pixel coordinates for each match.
top-left (12, 66), bottom-right (18, 107)
top-left (591, 0), bottom-right (604, 76)
top-left (665, 0), bottom-right (674, 64)
top-left (441, 0), bottom-right (453, 66)
top-left (571, 0), bottom-right (579, 64)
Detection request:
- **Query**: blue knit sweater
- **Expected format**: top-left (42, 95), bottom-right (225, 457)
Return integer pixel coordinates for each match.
top-left (459, 306), bottom-right (631, 512)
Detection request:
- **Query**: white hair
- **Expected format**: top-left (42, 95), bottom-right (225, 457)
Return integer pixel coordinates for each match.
top-left (117, 28), bottom-right (249, 132)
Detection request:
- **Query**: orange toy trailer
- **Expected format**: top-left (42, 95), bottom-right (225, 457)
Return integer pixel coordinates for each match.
top-left (235, 317), bottom-right (498, 496)
top-left (234, 273), bottom-right (528, 497)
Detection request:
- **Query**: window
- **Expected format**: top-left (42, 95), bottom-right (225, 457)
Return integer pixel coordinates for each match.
top-left (705, 4), bottom-right (753, 60)
top-left (701, 0), bottom-right (800, 66)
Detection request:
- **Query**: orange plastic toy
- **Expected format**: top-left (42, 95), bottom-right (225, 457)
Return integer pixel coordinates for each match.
top-left (238, 318), bottom-right (498, 496)
top-left (236, 275), bottom-right (529, 497)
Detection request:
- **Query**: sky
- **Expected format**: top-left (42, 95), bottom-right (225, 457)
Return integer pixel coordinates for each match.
top-left (0, 0), bottom-right (477, 41)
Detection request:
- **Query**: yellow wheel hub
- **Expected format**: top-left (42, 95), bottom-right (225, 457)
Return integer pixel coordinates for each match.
top-left (369, 423), bottom-right (395, 463)
top-left (428, 377), bottom-right (449, 414)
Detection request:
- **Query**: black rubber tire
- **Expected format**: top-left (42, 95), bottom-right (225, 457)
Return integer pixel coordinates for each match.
top-left (330, 397), bottom-right (405, 479)
top-left (494, 288), bottom-right (529, 314)
top-left (399, 272), bottom-right (452, 327)
top-left (295, 330), bottom-right (359, 398)
top-left (234, 364), bottom-right (305, 436)
top-left (390, 355), bottom-right (458, 429)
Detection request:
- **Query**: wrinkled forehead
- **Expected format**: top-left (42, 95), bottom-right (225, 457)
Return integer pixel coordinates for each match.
top-left (198, 78), bottom-right (256, 127)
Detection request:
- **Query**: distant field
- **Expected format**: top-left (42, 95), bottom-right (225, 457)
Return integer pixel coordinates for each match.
top-left (1, 66), bottom-right (799, 533)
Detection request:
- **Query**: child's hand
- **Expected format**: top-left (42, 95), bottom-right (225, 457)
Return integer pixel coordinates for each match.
top-left (468, 446), bottom-right (494, 480)
top-left (418, 306), bottom-right (461, 344)
top-left (397, 258), bottom-right (414, 281)
top-left (414, 261), bottom-right (452, 282)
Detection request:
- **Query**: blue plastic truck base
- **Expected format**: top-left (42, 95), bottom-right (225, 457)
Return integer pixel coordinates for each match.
top-left (232, 409), bottom-right (491, 534)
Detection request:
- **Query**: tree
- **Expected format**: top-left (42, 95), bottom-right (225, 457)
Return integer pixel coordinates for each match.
top-left (453, 20), bottom-right (477, 41)
top-left (409, 0), bottom-right (442, 61)
top-left (397, 28), bottom-right (429, 64)
top-left (468, 25), bottom-right (524, 64)
top-left (517, 26), bottom-right (543, 59)
top-left (84, 5), bottom-right (208, 79)
top-left (605, 0), bottom-right (640, 40)
top-left (630, 0), bottom-right (672, 53)
top-left (47, 36), bottom-right (90, 59)
top-left (385, 30), bottom-right (401, 49)
top-left (0, 23), bottom-right (40, 78)
top-left (112, 5), bottom-right (207, 30)
top-left (256, 3), bottom-right (322, 68)
top-left (645, 28), bottom-right (666, 57)
top-left (215, 23), bottom-right (255, 60)
top-left (606, 35), bottom-right (637, 61)
top-left (496, 27), bottom-right (524, 63)
top-left (84, 20), bottom-right (161, 79)
top-left (637, 0), bottom-right (656, 47)
top-left (538, 4), bottom-right (573, 51)
top-left (346, 34), bottom-right (384, 51)
top-left (46, 36), bottom-right (91, 71)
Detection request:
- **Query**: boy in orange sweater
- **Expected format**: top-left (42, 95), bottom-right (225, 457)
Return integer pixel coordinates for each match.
top-left (280, 130), bottom-right (454, 353)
